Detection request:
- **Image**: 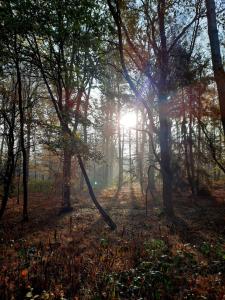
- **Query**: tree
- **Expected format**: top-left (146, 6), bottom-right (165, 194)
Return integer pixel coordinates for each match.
top-left (0, 79), bottom-right (17, 218)
top-left (24, 0), bottom-right (116, 228)
top-left (205, 0), bottom-right (225, 135)
top-left (107, 0), bottom-right (203, 216)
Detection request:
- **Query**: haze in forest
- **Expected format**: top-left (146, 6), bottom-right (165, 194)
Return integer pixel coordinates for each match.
top-left (0, 0), bottom-right (225, 299)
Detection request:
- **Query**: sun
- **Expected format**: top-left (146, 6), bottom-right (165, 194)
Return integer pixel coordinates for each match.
top-left (120, 111), bottom-right (137, 129)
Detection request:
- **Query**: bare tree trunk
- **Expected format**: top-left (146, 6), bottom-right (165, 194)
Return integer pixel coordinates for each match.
top-left (17, 159), bottom-right (21, 205)
top-left (62, 131), bottom-right (72, 211)
top-left (105, 140), bottom-right (110, 186)
top-left (0, 111), bottom-right (15, 219)
top-left (196, 115), bottom-right (201, 192)
top-left (158, 98), bottom-right (173, 216)
top-left (26, 101), bottom-right (32, 181)
top-left (104, 109), bottom-right (110, 187)
top-left (108, 108), bottom-right (114, 186)
top-left (15, 42), bottom-right (28, 221)
top-left (158, 0), bottom-right (173, 216)
top-left (205, 0), bottom-right (225, 135)
top-left (182, 116), bottom-right (193, 193)
top-left (182, 88), bottom-right (196, 196)
top-left (139, 109), bottom-right (146, 195)
top-left (80, 126), bottom-right (87, 191)
top-left (129, 129), bottom-right (132, 185)
top-left (117, 98), bottom-right (123, 191)
top-left (34, 132), bottom-right (37, 180)
top-left (0, 161), bottom-right (15, 219)
top-left (148, 144), bottom-right (155, 191)
top-left (188, 90), bottom-right (196, 196)
top-left (0, 122), bottom-right (5, 170)
top-left (135, 109), bottom-right (140, 183)
top-left (148, 109), bottom-right (156, 191)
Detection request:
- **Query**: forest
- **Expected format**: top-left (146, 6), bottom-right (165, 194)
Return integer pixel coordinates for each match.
top-left (0, 0), bottom-right (225, 299)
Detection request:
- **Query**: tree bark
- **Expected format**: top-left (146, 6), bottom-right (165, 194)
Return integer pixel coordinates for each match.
top-left (158, 98), bottom-right (173, 216)
top-left (188, 90), bottom-right (197, 196)
top-left (77, 155), bottom-right (117, 230)
top-left (15, 43), bottom-right (28, 222)
top-left (0, 113), bottom-right (15, 219)
top-left (139, 109), bottom-right (146, 195)
top-left (129, 129), bottom-right (132, 185)
top-left (157, 0), bottom-right (173, 216)
top-left (0, 163), bottom-right (14, 219)
top-left (117, 97), bottom-right (123, 191)
top-left (205, 0), bottom-right (225, 135)
top-left (182, 88), bottom-right (196, 196)
top-left (135, 109), bottom-right (140, 183)
top-left (0, 121), bottom-right (5, 170)
top-left (62, 142), bottom-right (72, 210)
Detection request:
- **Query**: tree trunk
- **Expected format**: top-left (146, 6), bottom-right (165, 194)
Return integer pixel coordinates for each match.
top-left (62, 140), bottom-right (72, 210)
top-left (148, 110), bottom-right (155, 191)
top-left (139, 109), bottom-right (146, 195)
top-left (157, 0), bottom-right (173, 216)
top-left (104, 136), bottom-right (109, 186)
top-left (15, 47), bottom-right (28, 222)
top-left (0, 121), bottom-right (5, 170)
top-left (80, 116), bottom-right (88, 191)
top-left (182, 117), bottom-right (193, 194)
top-left (16, 159), bottom-right (21, 205)
top-left (135, 109), bottom-right (140, 183)
top-left (158, 98), bottom-right (173, 216)
top-left (188, 90), bottom-right (196, 196)
top-left (80, 80), bottom-right (92, 191)
top-left (77, 155), bottom-right (116, 230)
top-left (205, 0), bottom-right (225, 135)
top-left (0, 170), bottom-right (14, 219)
top-left (196, 110), bottom-right (201, 192)
top-left (129, 129), bottom-right (132, 185)
top-left (26, 103), bottom-right (32, 180)
top-left (0, 122), bottom-right (15, 219)
top-left (182, 88), bottom-right (196, 196)
top-left (117, 98), bottom-right (123, 191)
top-left (148, 143), bottom-right (155, 191)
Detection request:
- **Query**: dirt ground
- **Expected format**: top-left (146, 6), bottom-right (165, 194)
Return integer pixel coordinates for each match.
top-left (0, 184), bottom-right (225, 299)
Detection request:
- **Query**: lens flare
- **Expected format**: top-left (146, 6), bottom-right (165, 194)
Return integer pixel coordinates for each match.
top-left (120, 111), bottom-right (137, 129)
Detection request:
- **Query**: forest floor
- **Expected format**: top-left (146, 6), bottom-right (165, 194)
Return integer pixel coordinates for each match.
top-left (0, 184), bottom-right (225, 300)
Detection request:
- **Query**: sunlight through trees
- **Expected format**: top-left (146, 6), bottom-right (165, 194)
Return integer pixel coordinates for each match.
top-left (0, 0), bottom-right (225, 298)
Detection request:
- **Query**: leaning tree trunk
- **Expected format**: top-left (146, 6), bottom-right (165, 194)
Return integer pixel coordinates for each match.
top-left (77, 155), bottom-right (117, 230)
top-left (205, 0), bottom-right (225, 135)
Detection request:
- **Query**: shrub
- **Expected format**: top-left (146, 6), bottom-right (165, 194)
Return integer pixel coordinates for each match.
top-left (28, 179), bottom-right (53, 193)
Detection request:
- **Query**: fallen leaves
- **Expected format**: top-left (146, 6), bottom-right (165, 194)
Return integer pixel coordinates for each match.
top-left (0, 186), bottom-right (225, 299)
